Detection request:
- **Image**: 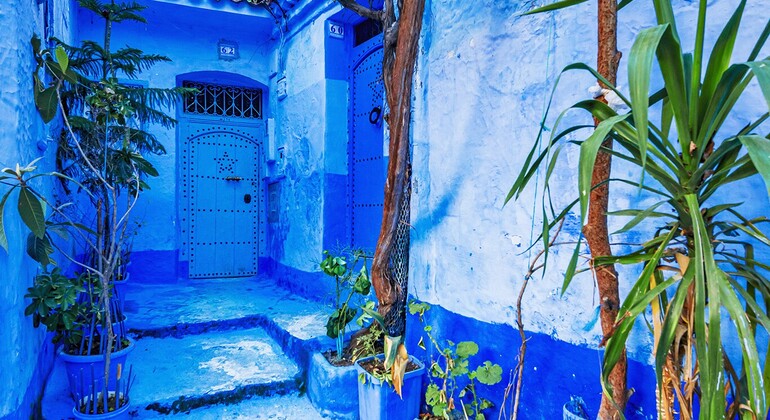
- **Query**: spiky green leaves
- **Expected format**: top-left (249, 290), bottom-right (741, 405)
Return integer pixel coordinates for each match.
top-left (578, 114), bottom-right (628, 224)
top-left (740, 135), bottom-right (770, 199)
top-left (510, 0), bottom-right (770, 417)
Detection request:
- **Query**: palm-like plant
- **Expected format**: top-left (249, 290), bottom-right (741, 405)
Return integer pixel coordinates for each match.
top-left (508, 0), bottom-right (770, 418)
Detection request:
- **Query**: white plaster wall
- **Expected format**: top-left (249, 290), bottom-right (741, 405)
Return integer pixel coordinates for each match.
top-left (409, 0), bottom-right (770, 361)
top-left (269, 8), bottom-right (338, 271)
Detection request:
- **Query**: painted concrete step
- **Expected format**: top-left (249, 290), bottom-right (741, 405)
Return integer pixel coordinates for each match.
top-left (41, 327), bottom-right (305, 419)
top-left (138, 393), bottom-right (324, 419)
top-left (123, 276), bottom-right (344, 370)
top-left (124, 277), bottom-right (332, 342)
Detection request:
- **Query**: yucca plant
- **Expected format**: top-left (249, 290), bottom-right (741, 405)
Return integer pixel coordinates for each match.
top-left (507, 0), bottom-right (770, 418)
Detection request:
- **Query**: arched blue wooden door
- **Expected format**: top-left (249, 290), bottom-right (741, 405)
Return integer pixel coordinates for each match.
top-left (350, 38), bottom-right (385, 250)
top-left (178, 80), bottom-right (265, 279)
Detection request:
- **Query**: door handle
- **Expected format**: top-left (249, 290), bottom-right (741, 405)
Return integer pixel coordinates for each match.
top-left (225, 176), bottom-right (243, 181)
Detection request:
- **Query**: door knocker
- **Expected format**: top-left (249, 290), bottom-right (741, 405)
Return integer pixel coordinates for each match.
top-left (368, 106), bottom-right (382, 126)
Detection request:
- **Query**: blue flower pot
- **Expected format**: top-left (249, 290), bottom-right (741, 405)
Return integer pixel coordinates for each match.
top-left (307, 352), bottom-right (359, 419)
top-left (563, 400), bottom-right (589, 420)
top-left (60, 338), bottom-right (135, 397)
top-left (356, 355), bottom-right (425, 420)
top-left (72, 392), bottom-right (130, 420)
top-left (113, 273), bottom-right (129, 315)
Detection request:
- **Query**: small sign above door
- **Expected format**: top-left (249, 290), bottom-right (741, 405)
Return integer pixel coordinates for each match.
top-left (218, 39), bottom-right (239, 61)
top-left (328, 21), bottom-right (345, 39)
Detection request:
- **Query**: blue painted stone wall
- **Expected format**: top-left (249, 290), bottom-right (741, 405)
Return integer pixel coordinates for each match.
top-left (0, 0), bottom-right (74, 417)
top-left (265, 1), bottom-right (357, 301)
top-left (263, 1), bottom-right (770, 415)
top-left (74, 1), bottom-right (276, 282)
top-left (405, 0), bottom-right (770, 416)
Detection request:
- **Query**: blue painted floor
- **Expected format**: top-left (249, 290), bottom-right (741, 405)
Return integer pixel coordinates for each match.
top-left (42, 276), bottom-right (334, 418)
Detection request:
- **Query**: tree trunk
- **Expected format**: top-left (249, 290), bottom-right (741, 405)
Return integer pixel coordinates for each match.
top-left (337, 0), bottom-right (426, 337)
top-left (372, 0), bottom-right (424, 336)
top-left (587, 0), bottom-right (627, 418)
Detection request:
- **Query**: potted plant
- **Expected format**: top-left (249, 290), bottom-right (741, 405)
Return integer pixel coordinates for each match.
top-left (308, 249), bottom-right (383, 418)
top-left (350, 301), bottom-right (425, 420)
top-left (72, 364), bottom-right (135, 420)
top-left (508, 0), bottom-right (770, 417)
top-left (355, 351), bottom-right (425, 420)
top-left (0, 0), bottom-right (190, 417)
top-left (24, 269), bottom-right (134, 395)
top-left (408, 302), bottom-right (502, 420)
top-left (320, 249), bottom-right (374, 359)
top-left (562, 397), bottom-right (589, 420)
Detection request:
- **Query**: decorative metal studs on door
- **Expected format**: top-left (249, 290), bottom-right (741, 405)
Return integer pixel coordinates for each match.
top-left (215, 151), bottom-right (237, 175)
top-left (182, 81), bottom-right (263, 119)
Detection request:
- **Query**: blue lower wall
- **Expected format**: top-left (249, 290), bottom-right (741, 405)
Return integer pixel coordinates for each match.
top-left (0, 338), bottom-right (57, 420)
top-left (404, 302), bottom-right (657, 419)
top-left (128, 250), bottom-right (181, 283)
top-left (322, 173), bottom-right (350, 251)
top-left (262, 259), bottom-right (656, 418)
top-left (262, 258), bottom-right (336, 305)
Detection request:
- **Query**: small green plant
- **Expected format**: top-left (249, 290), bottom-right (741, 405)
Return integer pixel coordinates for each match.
top-left (357, 353), bottom-right (395, 386)
top-left (409, 302), bottom-right (503, 420)
top-left (320, 249), bottom-right (372, 359)
top-left (24, 268), bottom-right (128, 356)
top-left (24, 268), bottom-right (85, 344)
top-left (351, 318), bottom-right (384, 362)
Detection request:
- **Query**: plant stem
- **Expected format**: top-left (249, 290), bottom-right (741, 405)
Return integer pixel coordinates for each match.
top-left (512, 220), bottom-right (563, 420)
top-left (586, 1), bottom-right (627, 418)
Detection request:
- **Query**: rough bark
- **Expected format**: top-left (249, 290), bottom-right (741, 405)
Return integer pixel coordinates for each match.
top-left (372, 0), bottom-right (424, 332)
top-left (337, 0), bottom-right (425, 335)
top-left (588, 0), bottom-right (627, 418)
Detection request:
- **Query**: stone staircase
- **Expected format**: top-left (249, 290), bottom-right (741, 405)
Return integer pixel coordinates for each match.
top-left (42, 277), bottom-right (335, 419)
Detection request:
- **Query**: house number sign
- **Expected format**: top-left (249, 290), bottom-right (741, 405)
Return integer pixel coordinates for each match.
top-left (328, 22), bottom-right (344, 39)
top-left (218, 40), bottom-right (239, 61)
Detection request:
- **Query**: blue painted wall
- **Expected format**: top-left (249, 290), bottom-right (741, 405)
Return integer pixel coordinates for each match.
top-left (263, 1), bottom-right (363, 304)
top-left (266, 4), bottom-right (332, 275)
top-left (0, 0), bottom-right (75, 417)
top-left (1, 0), bottom-right (762, 417)
top-left (404, 301), bottom-right (659, 418)
top-left (74, 0), bottom-right (277, 282)
top-left (405, 0), bottom-right (770, 415)
top-left (253, 0), bottom-right (770, 414)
